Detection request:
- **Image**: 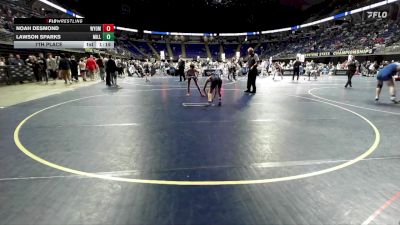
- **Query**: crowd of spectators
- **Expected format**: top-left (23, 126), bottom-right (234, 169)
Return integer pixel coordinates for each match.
top-left (0, 52), bottom-right (130, 86)
top-left (125, 54), bottom-right (398, 82)
top-left (260, 19), bottom-right (400, 59)
top-left (263, 59), bottom-right (395, 78)
top-left (0, 3), bottom-right (45, 33)
top-left (121, 17), bottom-right (400, 61)
top-left (0, 0), bottom-right (70, 33)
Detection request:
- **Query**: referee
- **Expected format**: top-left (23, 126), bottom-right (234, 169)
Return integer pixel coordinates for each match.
top-left (345, 55), bottom-right (358, 88)
top-left (293, 57), bottom-right (301, 81)
top-left (244, 47), bottom-right (259, 94)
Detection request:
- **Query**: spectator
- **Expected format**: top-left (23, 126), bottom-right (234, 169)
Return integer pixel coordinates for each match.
top-left (96, 56), bottom-right (105, 81)
top-left (79, 58), bottom-right (87, 81)
top-left (25, 55), bottom-right (36, 70)
top-left (85, 55), bottom-right (98, 81)
top-left (178, 57), bottom-right (185, 82)
top-left (106, 54), bottom-right (117, 87)
top-left (46, 53), bottom-right (58, 84)
top-left (15, 55), bottom-right (24, 66)
top-left (21, 55), bottom-right (36, 82)
top-left (58, 53), bottom-right (72, 85)
top-left (36, 53), bottom-right (47, 84)
top-left (7, 54), bottom-right (17, 65)
top-left (70, 55), bottom-right (79, 82)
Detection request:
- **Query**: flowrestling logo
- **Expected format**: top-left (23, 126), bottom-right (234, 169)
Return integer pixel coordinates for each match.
top-left (367, 11), bottom-right (388, 19)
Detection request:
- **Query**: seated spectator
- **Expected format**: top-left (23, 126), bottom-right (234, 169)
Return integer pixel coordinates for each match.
top-left (0, 57), bottom-right (5, 66)
top-left (15, 55), bottom-right (24, 66)
top-left (7, 54), bottom-right (17, 65)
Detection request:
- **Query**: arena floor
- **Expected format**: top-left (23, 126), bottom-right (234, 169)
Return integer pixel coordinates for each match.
top-left (0, 75), bottom-right (399, 225)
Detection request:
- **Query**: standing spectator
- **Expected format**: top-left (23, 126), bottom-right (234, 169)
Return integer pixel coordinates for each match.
top-left (106, 55), bottom-right (117, 87)
top-left (369, 61), bottom-right (378, 77)
top-left (70, 55), bottom-right (79, 82)
top-left (116, 58), bottom-right (123, 77)
top-left (103, 56), bottom-right (108, 77)
top-left (272, 62), bottom-right (284, 80)
top-left (53, 55), bottom-right (60, 79)
top-left (228, 57), bottom-right (238, 81)
top-left (36, 53), bottom-right (47, 84)
top-left (86, 55), bottom-right (98, 81)
top-left (46, 53), bottom-right (58, 84)
top-left (366, 61), bottom-right (371, 75)
top-left (244, 47), bottom-right (259, 94)
top-left (143, 59), bottom-right (151, 82)
top-left (96, 56), bottom-right (105, 81)
top-left (26, 55), bottom-right (37, 81)
top-left (178, 57), bottom-right (186, 82)
top-left (31, 55), bottom-right (40, 82)
top-left (58, 53), bottom-right (72, 85)
top-left (122, 60), bottom-right (128, 76)
top-left (79, 58), bottom-right (87, 81)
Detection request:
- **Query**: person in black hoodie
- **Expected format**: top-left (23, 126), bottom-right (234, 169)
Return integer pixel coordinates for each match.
top-left (178, 57), bottom-right (186, 82)
top-left (36, 53), bottom-right (47, 84)
top-left (106, 55), bottom-right (117, 87)
top-left (70, 55), bottom-right (79, 82)
top-left (58, 53), bottom-right (72, 85)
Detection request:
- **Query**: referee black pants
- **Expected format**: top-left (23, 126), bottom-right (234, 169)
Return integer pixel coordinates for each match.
top-left (106, 71), bottom-right (111, 86)
top-left (293, 69), bottom-right (300, 80)
top-left (247, 69), bottom-right (257, 92)
top-left (345, 70), bottom-right (356, 87)
top-left (179, 69), bottom-right (185, 81)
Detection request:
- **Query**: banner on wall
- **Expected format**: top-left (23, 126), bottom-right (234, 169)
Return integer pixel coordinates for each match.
top-left (332, 49), bottom-right (374, 56)
top-left (303, 49), bottom-right (374, 57)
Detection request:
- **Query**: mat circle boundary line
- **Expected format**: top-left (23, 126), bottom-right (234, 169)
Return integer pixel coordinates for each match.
top-left (13, 90), bottom-right (380, 185)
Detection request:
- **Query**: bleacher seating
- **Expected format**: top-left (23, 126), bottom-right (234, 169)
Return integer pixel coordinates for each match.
top-left (133, 41), bottom-right (153, 56)
top-left (185, 44), bottom-right (206, 59)
top-left (152, 42), bottom-right (170, 58)
top-left (223, 44), bottom-right (238, 58)
top-left (170, 44), bottom-right (182, 58)
top-left (0, 30), bottom-right (13, 44)
top-left (208, 44), bottom-right (220, 59)
top-left (124, 40), bottom-right (144, 58)
top-left (239, 44), bottom-right (257, 57)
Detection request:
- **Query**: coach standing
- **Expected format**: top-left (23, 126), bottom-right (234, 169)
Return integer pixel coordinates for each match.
top-left (244, 47), bottom-right (259, 94)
